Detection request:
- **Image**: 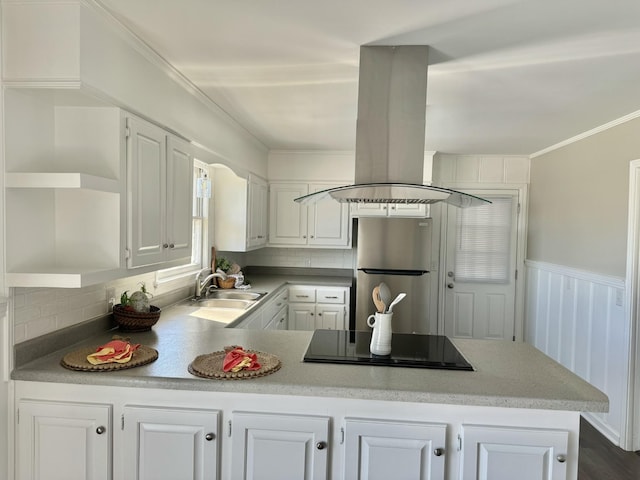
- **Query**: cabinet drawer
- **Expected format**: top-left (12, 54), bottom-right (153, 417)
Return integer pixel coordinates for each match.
top-left (289, 287), bottom-right (316, 303)
top-left (317, 288), bottom-right (346, 304)
top-left (262, 288), bottom-right (289, 327)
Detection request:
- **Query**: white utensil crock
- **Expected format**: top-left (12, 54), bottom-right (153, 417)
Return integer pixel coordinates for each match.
top-left (367, 312), bottom-right (393, 356)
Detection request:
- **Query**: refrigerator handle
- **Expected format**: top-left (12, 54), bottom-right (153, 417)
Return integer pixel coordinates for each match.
top-left (358, 268), bottom-right (429, 276)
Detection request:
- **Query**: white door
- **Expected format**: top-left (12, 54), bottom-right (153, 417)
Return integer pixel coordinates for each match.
top-left (17, 400), bottom-right (111, 480)
top-left (122, 405), bottom-right (220, 480)
top-left (127, 116), bottom-right (166, 267)
top-left (316, 305), bottom-right (345, 330)
top-left (268, 183), bottom-right (308, 245)
top-left (443, 193), bottom-right (519, 340)
top-left (166, 135), bottom-right (193, 261)
top-left (461, 425), bottom-right (569, 480)
top-left (230, 411), bottom-right (329, 480)
top-left (344, 417), bottom-right (447, 480)
top-left (308, 183), bottom-right (350, 246)
top-left (288, 304), bottom-right (315, 331)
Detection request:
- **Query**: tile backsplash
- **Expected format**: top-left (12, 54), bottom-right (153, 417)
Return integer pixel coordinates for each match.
top-left (12, 247), bottom-right (357, 344)
top-left (245, 247), bottom-right (356, 269)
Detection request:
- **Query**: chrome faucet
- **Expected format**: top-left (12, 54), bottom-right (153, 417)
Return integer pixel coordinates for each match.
top-left (194, 269), bottom-right (225, 299)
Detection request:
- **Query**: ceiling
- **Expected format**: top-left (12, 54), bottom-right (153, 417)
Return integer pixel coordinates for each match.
top-left (98, 0), bottom-right (640, 155)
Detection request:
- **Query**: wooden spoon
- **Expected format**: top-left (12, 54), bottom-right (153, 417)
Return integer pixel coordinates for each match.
top-left (372, 286), bottom-right (385, 313)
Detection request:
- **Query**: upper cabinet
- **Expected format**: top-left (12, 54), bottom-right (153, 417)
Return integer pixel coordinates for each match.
top-left (212, 167), bottom-right (268, 252)
top-left (4, 88), bottom-right (126, 288)
top-left (269, 182), bottom-right (351, 248)
top-left (350, 202), bottom-right (429, 218)
top-left (126, 115), bottom-right (193, 268)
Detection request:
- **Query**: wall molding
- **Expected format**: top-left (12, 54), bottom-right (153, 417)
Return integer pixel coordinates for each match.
top-left (525, 260), bottom-right (628, 447)
top-left (530, 110), bottom-right (640, 158)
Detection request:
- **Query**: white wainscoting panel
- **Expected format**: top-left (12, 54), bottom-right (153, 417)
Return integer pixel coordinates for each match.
top-left (525, 260), bottom-right (629, 446)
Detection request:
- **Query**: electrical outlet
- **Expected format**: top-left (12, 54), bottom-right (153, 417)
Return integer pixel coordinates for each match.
top-left (106, 287), bottom-right (116, 311)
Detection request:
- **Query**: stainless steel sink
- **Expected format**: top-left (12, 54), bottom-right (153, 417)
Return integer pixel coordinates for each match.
top-left (195, 298), bottom-right (254, 309)
top-left (204, 290), bottom-right (266, 301)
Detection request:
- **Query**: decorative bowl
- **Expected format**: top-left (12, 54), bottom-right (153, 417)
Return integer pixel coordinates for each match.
top-left (112, 304), bottom-right (161, 332)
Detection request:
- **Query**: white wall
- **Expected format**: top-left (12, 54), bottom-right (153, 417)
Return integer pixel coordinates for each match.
top-left (268, 150), bottom-right (354, 182)
top-left (525, 261), bottom-right (628, 446)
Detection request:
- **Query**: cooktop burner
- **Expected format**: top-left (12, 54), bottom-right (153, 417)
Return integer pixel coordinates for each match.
top-left (303, 330), bottom-right (474, 371)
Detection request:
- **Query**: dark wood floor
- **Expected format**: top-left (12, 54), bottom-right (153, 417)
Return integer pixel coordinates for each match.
top-left (579, 417), bottom-right (640, 480)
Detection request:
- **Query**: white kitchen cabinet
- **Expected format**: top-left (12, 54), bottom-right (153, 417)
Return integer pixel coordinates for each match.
top-left (230, 411), bottom-right (330, 480)
top-left (17, 399), bottom-right (112, 480)
top-left (269, 182), bottom-right (350, 247)
top-left (288, 286), bottom-right (349, 331)
top-left (126, 114), bottom-right (194, 268)
top-left (343, 417), bottom-right (447, 480)
top-left (351, 202), bottom-right (429, 218)
top-left (248, 175), bottom-right (269, 248)
top-left (460, 425), bottom-right (570, 480)
top-left (3, 88), bottom-right (126, 288)
top-left (213, 168), bottom-right (268, 252)
top-left (122, 405), bottom-right (220, 480)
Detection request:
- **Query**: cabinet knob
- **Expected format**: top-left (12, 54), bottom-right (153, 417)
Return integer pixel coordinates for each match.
top-left (303, 235), bottom-right (307, 239)
top-left (433, 448), bottom-right (444, 457)
top-left (310, 235), bottom-right (314, 239)
top-left (316, 441), bottom-right (327, 450)
top-left (556, 454), bottom-right (566, 463)
top-left (169, 243), bottom-right (175, 248)
top-left (318, 312), bottom-right (322, 316)
top-left (163, 243), bottom-right (169, 249)
top-left (96, 426), bottom-right (106, 435)
top-left (447, 283), bottom-right (454, 289)
top-left (205, 432), bottom-right (215, 441)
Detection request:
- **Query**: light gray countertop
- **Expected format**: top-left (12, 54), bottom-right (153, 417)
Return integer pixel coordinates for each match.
top-left (13, 282), bottom-right (608, 413)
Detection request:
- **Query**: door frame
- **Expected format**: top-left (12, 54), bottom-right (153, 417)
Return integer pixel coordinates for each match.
top-left (436, 185), bottom-right (529, 341)
top-left (624, 159), bottom-right (640, 451)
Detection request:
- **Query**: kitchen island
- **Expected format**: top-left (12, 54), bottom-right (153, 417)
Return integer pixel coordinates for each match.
top-left (12, 304), bottom-right (607, 480)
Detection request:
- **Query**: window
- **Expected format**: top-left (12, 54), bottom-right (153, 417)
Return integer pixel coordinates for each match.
top-left (156, 160), bottom-right (209, 282)
top-left (454, 196), bottom-right (513, 283)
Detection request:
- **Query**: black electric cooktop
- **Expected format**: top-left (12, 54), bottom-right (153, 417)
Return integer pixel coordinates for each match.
top-left (303, 329), bottom-right (474, 371)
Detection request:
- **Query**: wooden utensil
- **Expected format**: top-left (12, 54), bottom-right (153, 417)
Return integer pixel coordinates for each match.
top-left (372, 286), bottom-right (385, 313)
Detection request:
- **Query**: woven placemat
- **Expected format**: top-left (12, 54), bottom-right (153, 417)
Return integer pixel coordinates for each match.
top-left (188, 350), bottom-right (281, 380)
top-left (60, 345), bottom-right (158, 372)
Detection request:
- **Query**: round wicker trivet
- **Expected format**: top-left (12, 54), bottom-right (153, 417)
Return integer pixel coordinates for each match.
top-left (60, 345), bottom-right (158, 372)
top-left (188, 350), bottom-right (281, 380)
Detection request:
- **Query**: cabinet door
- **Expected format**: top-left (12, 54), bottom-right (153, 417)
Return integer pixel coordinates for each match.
top-left (316, 305), bottom-right (345, 330)
top-left (269, 183), bottom-right (308, 245)
top-left (389, 203), bottom-right (427, 217)
top-left (17, 400), bottom-right (111, 480)
top-left (123, 406), bottom-right (220, 480)
top-left (288, 304), bottom-right (315, 331)
top-left (307, 183), bottom-right (350, 246)
top-left (461, 425), bottom-right (570, 480)
top-left (344, 418), bottom-right (446, 480)
top-left (166, 135), bottom-right (194, 261)
top-left (248, 175), bottom-right (268, 248)
top-left (230, 411), bottom-right (329, 480)
top-left (350, 203), bottom-right (389, 217)
top-left (127, 116), bottom-right (167, 267)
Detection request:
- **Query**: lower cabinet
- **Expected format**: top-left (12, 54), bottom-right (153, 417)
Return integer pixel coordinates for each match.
top-left (17, 399), bottom-right (112, 480)
top-left (122, 406), bottom-right (220, 480)
top-left (288, 286), bottom-right (349, 331)
top-left (14, 384), bottom-right (579, 480)
top-left (344, 418), bottom-right (447, 480)
top-left (460, 425), bottom-right (569, 480)
top-left (230, 411), bottom-right (330, 480)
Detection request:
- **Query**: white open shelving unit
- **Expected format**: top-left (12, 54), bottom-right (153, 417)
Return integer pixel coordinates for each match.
top-left (4, 88), bottom-right (127, 288)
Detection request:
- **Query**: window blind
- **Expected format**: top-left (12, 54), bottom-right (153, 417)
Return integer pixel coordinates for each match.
top-left (454, 196), bottom-right (513, 283)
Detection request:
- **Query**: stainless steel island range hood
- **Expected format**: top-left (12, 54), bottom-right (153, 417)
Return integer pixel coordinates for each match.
top-left (295, 45), bottom-right (489, 207)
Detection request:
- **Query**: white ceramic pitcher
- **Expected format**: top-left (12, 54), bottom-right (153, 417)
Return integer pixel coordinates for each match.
top-left (367, 312), bottom-right (393, 356)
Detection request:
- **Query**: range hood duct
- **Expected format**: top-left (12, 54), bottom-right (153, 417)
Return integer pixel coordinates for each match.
top-left (295, 45), bottom-right (489, 208)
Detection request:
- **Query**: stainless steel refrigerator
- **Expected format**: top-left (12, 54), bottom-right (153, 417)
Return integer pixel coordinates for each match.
top-left (355, 217), bottom-right (432, 334)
